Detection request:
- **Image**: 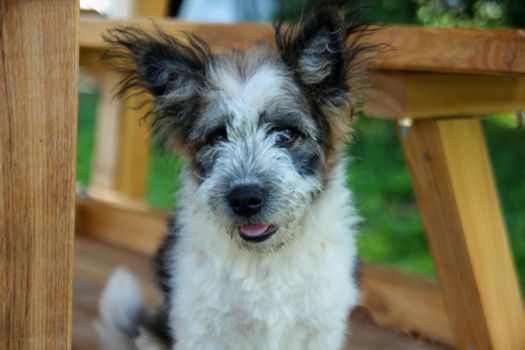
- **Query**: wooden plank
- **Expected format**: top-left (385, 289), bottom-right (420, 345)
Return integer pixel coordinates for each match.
top-left (83, 68), bottom-right (152, 205)
top-left (79, 17), bottom-right (525, 74)
top-left (0, 1), bottom-right (78, 348)
top-left (360, 264), bottom-right (454, 346)
top-left (365, 70), bottom-right (408, 119)
top-left (406, 72), bottom-right (525, 118)
top-left (132, 0), bottom-right (170, 17)
top-left (88, 70), bottom-right (122, 197)
top-left (79, 17), bottom-right (275, 52)
top-left (85, 0), bottom-right (166, 203)
top-left (365, 70), bottom-right (525, 119)
top-left (345, 318), bottom-right (451, 350)
top-left (76, 197), bottom-right (167, 256)
top-left (114, 93), bottom-right (152, 200)
top-left (81, 60), bottom-right (152, 203)
top-left (366, 26), bottom-right (525, 75)
top-left (400, 118), bottom-right (525, 350)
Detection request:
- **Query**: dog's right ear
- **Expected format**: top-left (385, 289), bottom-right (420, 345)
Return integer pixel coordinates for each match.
top-left (103, 26), bottom-right (211, 100)
top-left (102, 26), bottom-right (212, 150)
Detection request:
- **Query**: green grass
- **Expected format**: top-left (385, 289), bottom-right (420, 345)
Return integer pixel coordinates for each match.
top-left (145, 141), bottom-right (184, 209)
top-left (77, 93), bottom-right (525, 295)
top-left (347, 117), bottom-right (434, 276)
top-left (77, 92), bottom-right (98, 186)
top-left (483, 116), bottom-right (525, 292)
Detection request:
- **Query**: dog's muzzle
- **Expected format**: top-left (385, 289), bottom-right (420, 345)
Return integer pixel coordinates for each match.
top-left (227, 184), bottom-right (277, 243)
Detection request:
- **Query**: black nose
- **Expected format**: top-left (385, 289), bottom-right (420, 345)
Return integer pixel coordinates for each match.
top-left (228, 184), bottom-right (267, 217)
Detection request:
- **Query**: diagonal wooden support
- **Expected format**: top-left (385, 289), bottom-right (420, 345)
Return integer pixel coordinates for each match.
top-left (400, 118), bottom-right (525, 350)
top-left (0, 0), bottom-right (78, 348)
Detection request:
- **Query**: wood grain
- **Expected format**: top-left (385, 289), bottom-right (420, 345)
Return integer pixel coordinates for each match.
top-left (367, 25), bottom-right (525, 74)
top-left (88, 70), bottom-right (122, 198)
top-left (405, 72), bottom-right (525, 118)
top-left (76, 197), bottom-right (167, 256)
top-left (360, 264), bottom-right (454, 346)
top-left (400, 118), bottom-right (525, 350)
top-left (83, 63), bottom-right (152, 203)
top-left (80, 17), bottom-right (525, 74)
top-left (0, 0), bottom-right (78, 348)
top-left (114, 93), bottom-right (152, 200)
top-left (85, 0), bottom-right (170, 203)
top-left (366, 70), bottom-right (525, 119)
top-left (132, 0), bottom-right (170, 18)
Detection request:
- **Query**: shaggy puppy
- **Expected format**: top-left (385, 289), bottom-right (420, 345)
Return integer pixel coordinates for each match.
top-left (96, 4), bottom-right (372, 350)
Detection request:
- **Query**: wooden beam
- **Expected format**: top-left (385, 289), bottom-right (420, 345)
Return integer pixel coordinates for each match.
top-left (80, 17), bottom-right (525, 75)
top-left (88, 70), bottom-right (122, 198)
top-left (405, 72), bottom-right (525, 118)
top-left (400, 118), bottom-right (525, 350)
top-left (82, 59), bottom-right (152, 203)
top-left (365, 70), bottom-right (525, 119)
top-left (366, 26), bottom-right (525, 75)
top-left (76, 197), bottom-right (166, 256)
top-left (0, 0), bottom-right (78, 348)
top-left (84, 0), bottom-right (169, 203)
top-left (114, 93), bottom-right (152, 200)
top-left (132, 0), bottom-right (170, 17)
top-left (360, 264), bottom-right (454, 346)
top-left (79, 17), bottom-right (275, 52)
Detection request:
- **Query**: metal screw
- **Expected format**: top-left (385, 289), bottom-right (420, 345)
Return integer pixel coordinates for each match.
top-left (399, 117), bottom-right (413, 139)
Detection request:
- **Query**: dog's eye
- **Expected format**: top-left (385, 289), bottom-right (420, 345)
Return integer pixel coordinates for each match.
top-left (206, 127), bottom-right (228, 146)
top-left (273, 128), bottom-right (298, 147)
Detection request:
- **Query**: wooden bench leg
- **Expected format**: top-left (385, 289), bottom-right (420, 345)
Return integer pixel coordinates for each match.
top-left (89, 70), bottom-right (122, 198)
top-left (400, 118), bottom-right (525, 350)
top-left (0, 0), bottom-right (78, 348)
top-left (114, 93), bottom-right (152, 201)
top-left (87, 0), bottom-right (170, 205)
top-left (88, 73), bottom-right (151, 205)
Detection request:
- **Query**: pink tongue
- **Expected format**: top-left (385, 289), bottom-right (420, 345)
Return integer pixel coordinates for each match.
top-left (240, 224), bottom-right (269, 237)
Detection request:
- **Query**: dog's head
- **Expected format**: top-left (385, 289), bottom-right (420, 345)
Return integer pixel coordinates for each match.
top-left (104, 5), bottom-right (371, 251)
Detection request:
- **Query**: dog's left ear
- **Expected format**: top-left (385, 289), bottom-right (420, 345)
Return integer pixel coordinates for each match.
top-left (276, 6), bottom-right (369, 109)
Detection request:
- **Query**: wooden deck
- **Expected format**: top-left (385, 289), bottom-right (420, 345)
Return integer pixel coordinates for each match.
top-left (73, 236), bottom-right (450, 350)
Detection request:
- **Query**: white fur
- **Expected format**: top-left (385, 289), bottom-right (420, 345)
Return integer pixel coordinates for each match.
top-left (95, 268), bottom-right (144, 350)
top-left (170, 163), bottom-right (359, 350)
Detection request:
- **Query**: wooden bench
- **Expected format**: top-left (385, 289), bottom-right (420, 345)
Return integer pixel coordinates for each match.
top-left (2, 2), bottom-right (524, 348)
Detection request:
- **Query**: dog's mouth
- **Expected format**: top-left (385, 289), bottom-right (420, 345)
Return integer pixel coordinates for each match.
top-left (238, 223), bottom-right (277, 243)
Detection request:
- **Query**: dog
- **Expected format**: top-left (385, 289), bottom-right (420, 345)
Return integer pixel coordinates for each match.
top-left (96, 3), bottom-right (373, 350)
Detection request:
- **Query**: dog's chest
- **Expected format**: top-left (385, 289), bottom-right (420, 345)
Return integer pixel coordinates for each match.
top-left (173, 234), bottom-right (356, 349)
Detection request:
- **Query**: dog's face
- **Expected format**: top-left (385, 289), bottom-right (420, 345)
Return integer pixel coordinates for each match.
top-left (104, 7), bottom-right (369, 251)
top-left (193, 51), bottom-right (325, 250)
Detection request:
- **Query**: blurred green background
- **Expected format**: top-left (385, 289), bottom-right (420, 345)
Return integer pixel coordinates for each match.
top-left (77, 0), bottom-right (525, 294)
